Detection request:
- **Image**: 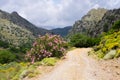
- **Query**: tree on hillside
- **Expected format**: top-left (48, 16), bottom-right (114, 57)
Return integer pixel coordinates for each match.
top-left (112, 20), bottom-right (120, 31)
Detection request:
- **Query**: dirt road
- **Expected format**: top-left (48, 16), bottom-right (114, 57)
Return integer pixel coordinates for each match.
top-left (39, 48), bottom-right (93, 80)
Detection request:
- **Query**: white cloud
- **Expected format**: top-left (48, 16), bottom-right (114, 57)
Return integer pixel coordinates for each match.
top-left (0, 0), bottom-right (120, 29)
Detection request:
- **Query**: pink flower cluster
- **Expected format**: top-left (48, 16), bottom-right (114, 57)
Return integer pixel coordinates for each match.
top-left (26, 34), bottom-right (67, 63)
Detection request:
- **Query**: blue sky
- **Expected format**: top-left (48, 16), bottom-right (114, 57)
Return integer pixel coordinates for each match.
top-left (0, 0), bottom-right (120, 29)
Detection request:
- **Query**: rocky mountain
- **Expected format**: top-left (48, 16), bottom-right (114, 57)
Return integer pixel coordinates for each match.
top-left (92, 8), bottom-right (120, 37)
top-left (0, 10), bottom-right (49, 37)
top-left (0, 19), bottom-right (35, 46)
top-left (69, 8), bottom-right (107, 37)
top-left (51, 26), bottom-right (72, 37)
top-left (0, 10), bottom-right (49, 46)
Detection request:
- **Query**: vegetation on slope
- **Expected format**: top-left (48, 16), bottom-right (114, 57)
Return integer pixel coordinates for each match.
top-left (69, 34), bottom-right (100, 47)
top-left (91, 20), bottom-right (120, 59)
top-left (0, 10), bottom-right (49, 37)
top-left (0, 34), bottom-right (65, 80)
top-left (0, 57), bottom-right (58, 80)
top-left (0, 19), bottom-right (35, 46)
top-left (0, 9), bottom-right (68, 80)
top-left (0, 50), bottom-right (16, 64)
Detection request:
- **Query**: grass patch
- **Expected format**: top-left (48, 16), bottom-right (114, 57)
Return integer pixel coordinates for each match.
top-left (40, 57), bottom-right (58, 66)
top-left (0, 57), bottom-right (59, 80)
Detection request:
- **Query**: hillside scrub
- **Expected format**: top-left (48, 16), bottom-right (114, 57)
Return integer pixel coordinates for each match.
top-left (112, 20), bottom-right (120, 31)
top-left (0, 42), bottom-right (32, 63)
top-left (89, 20), bottom-right (120, 59)
top-left (0, 40), bottom-right (9, 48)
top-left (0, 50), bottom-right (16, 64)
top-left (26, 34), bottom-right (67, 63)
top-left (106, 20), bottom-right (120, 35)
top-left (92, 31), bottom-right (120, 59)
top-left (69, 34), bottom-right (100, 47)
top-left (0, 57), bottom-right (58, 80)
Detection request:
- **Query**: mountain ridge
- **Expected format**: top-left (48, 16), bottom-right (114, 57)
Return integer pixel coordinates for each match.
top-left (0, 9), bottom-right (49, 46)
top-left (0, 10), bottom-right (49, 36)
top-left (69, 8), bottom-right (120, 37)
top-left (51, 26), bottom-right (72, 37)
top-left (69, 8), bottom-right (108, 37)
top-left (92, 8), bottom-right (120, 37)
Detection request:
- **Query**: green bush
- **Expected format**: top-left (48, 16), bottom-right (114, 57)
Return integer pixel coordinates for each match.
top-left (112, 20), bottom-right (120, 31)
top-left (0, 50), bottom-right (16, 64)
top-left (9, 46), bottom-right (20, 53)
top-left (104, 20), bottom-right (120, 36)
top-left (69, 34), bottom-right (100, 47)
top-left (0, 40), bottom-right (9, 48)
top-left (103, 23), bottom-right (109, 32)
top-left (9, 42), bottom-right (32, 53)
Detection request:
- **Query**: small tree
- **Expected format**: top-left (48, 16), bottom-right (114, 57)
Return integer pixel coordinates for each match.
top-left (0, 50), bottom-right (16, 64)
top-left (103, 23), bottom-right (109, 32)
top-left (112, 20), bottom-right (120, 31)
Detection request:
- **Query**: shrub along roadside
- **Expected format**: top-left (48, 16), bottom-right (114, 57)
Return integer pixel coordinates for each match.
top-left (69, 34), bottom-right (100, 47)
top-left (26, 34), bottom-right (67, 64)
top-left (0, 57), bottom-right (58, 80)
top-left (0, 50), bottom-right (16, 64)
top-left (91, 31), bottom-right (120, 59)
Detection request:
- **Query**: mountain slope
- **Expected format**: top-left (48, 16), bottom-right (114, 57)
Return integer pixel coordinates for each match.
top-left (0, 9), bottom-right (49, 46)
top-left (92, 8), bottom-right (120, 37)
top-left (69, 8), bottom-right (107, 37)
top-left (0, 10), bottom-right (49, 37)
top-left (69, 8), bottom-right (120, 37)
top-left (0, 18), bottom-right (35, 46)
top-left (51, 26), bottom-right (72, 37)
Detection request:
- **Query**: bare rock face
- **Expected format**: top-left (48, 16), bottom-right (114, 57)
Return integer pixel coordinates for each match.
top-left (69, 8), bottom-right (120, 37)
top-left (92, 8), bottom-right (120, 37)
top-left (69, 8), bottom-right (107, 37)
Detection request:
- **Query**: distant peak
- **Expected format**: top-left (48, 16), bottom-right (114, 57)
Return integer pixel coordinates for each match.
top-left (90, 8), bottom-right (107, 12)
top-left (0, 9), bottom-right (8, 14)
top-left (11, 11), bottom-right (19, 15)
top-left (0, 9), bottom-right (3, 12)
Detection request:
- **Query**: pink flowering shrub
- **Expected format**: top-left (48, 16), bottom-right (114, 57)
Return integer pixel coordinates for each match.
top-left (26, 34), bottom-right (67, 63)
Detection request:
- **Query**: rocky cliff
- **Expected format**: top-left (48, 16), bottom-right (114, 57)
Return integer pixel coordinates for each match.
top-left (92, 8), bottom-right (120, 37)
top-left (69, 8), bottom-right (120, 37)
top-left (69, 8), bottom-right (107, 37)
